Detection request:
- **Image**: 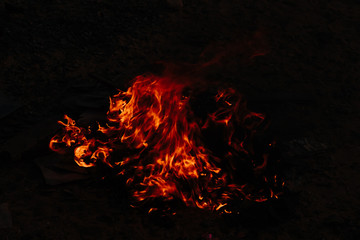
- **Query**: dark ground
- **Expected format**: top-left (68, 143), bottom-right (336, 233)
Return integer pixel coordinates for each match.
top-left (0, 0), bottom-right (359, 239)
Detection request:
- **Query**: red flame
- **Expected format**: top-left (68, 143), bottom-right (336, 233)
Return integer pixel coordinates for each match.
top-left (50, 74), bottom-right (282, 212)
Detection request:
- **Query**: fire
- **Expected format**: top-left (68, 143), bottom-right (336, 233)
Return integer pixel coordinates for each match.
top-left (50, 74), bottom-right (283, 212)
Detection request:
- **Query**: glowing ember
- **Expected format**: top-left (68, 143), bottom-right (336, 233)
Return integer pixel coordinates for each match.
top-left (50, 74), bottom-right (283, 212)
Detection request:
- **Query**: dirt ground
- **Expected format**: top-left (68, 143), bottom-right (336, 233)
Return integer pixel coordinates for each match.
top-left (0, 0), bottom-right (359, 239)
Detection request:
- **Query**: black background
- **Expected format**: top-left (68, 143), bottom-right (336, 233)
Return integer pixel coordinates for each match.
top-left (0, 0), bottom-right (359, 239)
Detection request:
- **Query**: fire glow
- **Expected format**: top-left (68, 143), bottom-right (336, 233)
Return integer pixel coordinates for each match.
top-left (50, 74), bottom-right (283, 212)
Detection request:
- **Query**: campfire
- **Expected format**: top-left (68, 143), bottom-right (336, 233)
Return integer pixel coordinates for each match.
top-left (49, 73), bottom-right (283, 213)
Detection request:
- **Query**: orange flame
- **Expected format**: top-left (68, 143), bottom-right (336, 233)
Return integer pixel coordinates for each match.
top-left (50, 74), bottom-right (283, 211)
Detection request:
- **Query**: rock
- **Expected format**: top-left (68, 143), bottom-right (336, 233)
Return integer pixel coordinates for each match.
top-left (35, 154), bottom-right (89, 185)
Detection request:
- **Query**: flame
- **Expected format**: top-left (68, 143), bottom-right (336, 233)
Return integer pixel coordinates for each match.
top-left (50, 74), bottom-right (283, 211)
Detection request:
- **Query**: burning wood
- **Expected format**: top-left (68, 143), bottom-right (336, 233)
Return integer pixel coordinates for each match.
top-left (50, 73), bottom-right (283, 212)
